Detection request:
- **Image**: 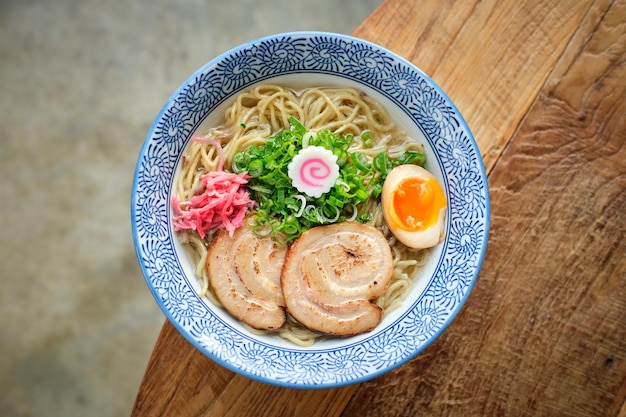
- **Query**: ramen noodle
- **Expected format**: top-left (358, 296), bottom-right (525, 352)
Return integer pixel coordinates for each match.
top-left (173, 84), bottom-right (429, 346)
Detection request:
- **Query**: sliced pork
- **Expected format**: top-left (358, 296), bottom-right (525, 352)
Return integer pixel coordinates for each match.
top-left (207, 225), bottom-right (287, 330)
top-left (281, 222), bottom-right (394, 336)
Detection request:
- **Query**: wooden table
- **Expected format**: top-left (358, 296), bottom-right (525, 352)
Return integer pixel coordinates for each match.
top-left (131, 0), bottom-right (626, 415)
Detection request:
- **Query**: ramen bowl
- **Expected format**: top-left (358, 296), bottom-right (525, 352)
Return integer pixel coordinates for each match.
top-left (131, 31), bottom-right (489, 388)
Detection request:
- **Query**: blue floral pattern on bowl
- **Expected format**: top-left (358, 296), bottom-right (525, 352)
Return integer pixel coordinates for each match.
top-left (131, 32), bottom-right (490, 388)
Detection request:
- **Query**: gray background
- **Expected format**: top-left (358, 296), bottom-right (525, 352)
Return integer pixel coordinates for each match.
top-left (0, 0), bottom-right (380, 416)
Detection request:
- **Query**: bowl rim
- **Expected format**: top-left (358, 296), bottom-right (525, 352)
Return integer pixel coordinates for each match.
top-left (131, 30), bottom-right (490, 388)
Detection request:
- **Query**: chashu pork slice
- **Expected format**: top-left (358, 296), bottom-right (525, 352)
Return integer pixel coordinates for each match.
top-left (207, 225), bottom-right (287, 331)
top-left (281, 222), bottom-right (394, 336)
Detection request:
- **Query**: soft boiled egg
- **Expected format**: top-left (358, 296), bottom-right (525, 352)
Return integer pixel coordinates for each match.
top-left (381, 164), bottom-right (447, 249)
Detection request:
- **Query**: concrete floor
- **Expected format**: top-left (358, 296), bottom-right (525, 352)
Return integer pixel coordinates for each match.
top-left (0, 1), bottom-right (380, 416)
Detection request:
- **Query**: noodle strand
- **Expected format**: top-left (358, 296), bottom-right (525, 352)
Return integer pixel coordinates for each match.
top-left (174, 85), bottom-right (429, 346)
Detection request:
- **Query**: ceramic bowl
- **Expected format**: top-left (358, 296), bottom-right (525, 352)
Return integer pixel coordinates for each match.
top-left (131, 31), bottom-right (490, 388)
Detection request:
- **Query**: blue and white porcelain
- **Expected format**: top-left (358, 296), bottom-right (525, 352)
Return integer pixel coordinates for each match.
top-left (131, 32), bottom-right (490, 388)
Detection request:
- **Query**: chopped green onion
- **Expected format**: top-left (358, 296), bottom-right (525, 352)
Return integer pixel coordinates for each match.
top-left (393, 151), bottom-right (426, 167)
top-left (231, 152), bottom-right (250, 173)
top-left (373, 152), bottom-right (398, 178)
top-left (327, 195), bottom-right (344, 207)
top-left (248, 184), bottom-right (273, 194)
top-left (370, 182), bottom-right (383, 199)
top-left (231, 118), bottom-right (427, 243)
top-left (288, 116), bottom-right (306, 136)
top-left (361, 131), bottom-right (373, 148)
top-left (247, 159), bottom-right (264, 177)
top-left (352, 152), bottom-right (371, 173)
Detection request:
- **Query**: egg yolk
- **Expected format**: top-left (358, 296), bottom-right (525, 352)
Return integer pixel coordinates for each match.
top-left (392, 176), bottom-right (446, 231)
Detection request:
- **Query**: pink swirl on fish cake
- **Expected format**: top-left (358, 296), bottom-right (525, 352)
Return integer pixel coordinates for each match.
top-left (300, 158), bottom-right (332, 187)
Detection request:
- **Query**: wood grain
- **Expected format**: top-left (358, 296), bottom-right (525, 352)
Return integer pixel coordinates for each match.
top-left (132, 0), bottom-right (626, 415)
top-left (354, 0), bottom-right (601, 172)
top-left (343, 0), bottom-right (626, 415)
top-left (132, 322), bottom-right (232, 417)
top-left (132, 321), bottom-right (358, 417)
